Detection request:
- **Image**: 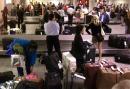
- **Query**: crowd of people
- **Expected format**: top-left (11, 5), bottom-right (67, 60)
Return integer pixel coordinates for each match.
top-left (1, 0), bottom-right (130, 76)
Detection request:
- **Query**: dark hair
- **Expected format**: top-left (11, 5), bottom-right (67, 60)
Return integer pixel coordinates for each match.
top-left (75, 24), bottom-right (84, 35)
top-left (48, 13), bottom-right (54, 20)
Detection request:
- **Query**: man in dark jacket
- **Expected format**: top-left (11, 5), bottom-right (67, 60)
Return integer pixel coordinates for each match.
top-left (99, 8), bottom-right (109, 24)
top-left (17, 6), bottom-right (24, 28)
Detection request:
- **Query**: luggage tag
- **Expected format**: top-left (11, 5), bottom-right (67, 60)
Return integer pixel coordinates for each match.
top-left (58, 61), bottom-right (63, 69)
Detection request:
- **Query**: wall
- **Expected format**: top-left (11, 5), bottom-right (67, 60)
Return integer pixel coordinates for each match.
top-left (26, 0), bottom-right (64, 5)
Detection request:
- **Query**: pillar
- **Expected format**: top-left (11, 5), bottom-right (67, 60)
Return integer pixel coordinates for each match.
top-left (89, 0), bottom-right (96, 11)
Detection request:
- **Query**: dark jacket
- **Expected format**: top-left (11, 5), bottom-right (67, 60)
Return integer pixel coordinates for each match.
top-left (99, 13), bottom-right (109, 24)
top-left (86, 22), bottom-right (108, 36)
top-left (71, 34), bottom-right (85, 60)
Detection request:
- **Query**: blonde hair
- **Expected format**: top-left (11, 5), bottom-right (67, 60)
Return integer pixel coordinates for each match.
top-left (91, 15), bottom-right (100, 25)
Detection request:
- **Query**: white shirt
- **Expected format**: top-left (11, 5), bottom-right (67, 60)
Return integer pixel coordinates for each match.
top-left (44, 20), bottom-right (60, 36)
top-left (58, 9), bottom-right (65, 17)
top-left (67, 7), bottom-right (75, 14)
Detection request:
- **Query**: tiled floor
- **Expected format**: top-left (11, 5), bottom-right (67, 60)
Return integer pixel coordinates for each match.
top-left (0, 56), bottom-right (114, 78)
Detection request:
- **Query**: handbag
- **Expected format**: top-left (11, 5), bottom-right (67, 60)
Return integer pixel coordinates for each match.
top-left (100, 23), bottom-right (105, 36)
top-left (11, 54), bottom-right (24, 67)
top-left (45, 72), bottom-right (61, 86)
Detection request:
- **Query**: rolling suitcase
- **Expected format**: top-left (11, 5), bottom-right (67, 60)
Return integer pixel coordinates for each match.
top-left (108, 35), bottom-right (118, 47)
top-left (116, 36), bottom-right (128, 49)
top-left (115, 51), bottom-right (130, 64)
top-left (84, 61), bottom-right (116, 89)
top-left (65, 73), bottom-right (85, 89)
top-left (63, 26), bottom-right (76, 35)
top-left (45, 72), bottom-right (62, 89)
top-left (96, 67), bottom-right (121, 89)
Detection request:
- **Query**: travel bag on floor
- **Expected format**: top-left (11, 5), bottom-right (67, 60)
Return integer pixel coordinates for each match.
top-left (84, 61), bottom-right (116, 89)
top-left (96, 67), bottom-right (121, 89)
top-left (115, 51), bottom-right (130, 64)
top-left (0, 71), bottom-right (15, 83)
top-left (108, 35), bottom-right (118, 47)
top-left (63, 26), bottom-right (76, 35)
top-left (45, 72), bottom-right (62, 89)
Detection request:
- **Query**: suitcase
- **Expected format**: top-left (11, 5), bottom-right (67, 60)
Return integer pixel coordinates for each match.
top-left (15, 80), bottom-right (44, 89)
top-left (116, 36), bottom-right (128, 49)
top-left (62, 52), bottom-right (77, 74)
top-left (84, 61), bottom-right (116, 89)
top-left (45, 72), bottom-right (62, 89)
top-left (62, 52), bottom-right (77, 89)
top-left (115, 51), bottom-right (130, 64)
top-left (96, 67), bottom-right (121, 89)
top-left (63, 26), bottom-right (76, 35)
top-left (0, 71), bottom-right (15, 83)
top-left (2, 37), bottom-right (14, 50)
top-left (64, 73), bottom-right (85, 89)
top-left (97, 63), bottom-right (130, 89)
top-left (35, 30), bottom-right (45, 35)
top-left (8, 20), bottom-right (17, 28)
top-left (83, 41), bottom-right (96, 63)
top-left (108, 35), bottom-right (118, 47)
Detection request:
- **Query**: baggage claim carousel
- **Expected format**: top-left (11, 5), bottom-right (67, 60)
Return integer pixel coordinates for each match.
top-left (1, 16), bottom-right (128, 57)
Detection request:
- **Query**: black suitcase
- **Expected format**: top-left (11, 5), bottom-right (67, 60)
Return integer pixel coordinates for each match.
top-left (83, 41), bottom-right (96, 63)
top-left (63, 26), bottom-right (76, 35)
top-left (64, 73), bottom-right (85, 89)
top-left (0, 71), bottom-right (15, 83)
top-left (115, 51), bottom-right (130, 64)
top-left (35, 30), bottom-right (45, 35)
top-left (2, 37), bottom-right (14, 50)
top-left (8, 20), bottom-right (17, 28)
top-left (15, 80), bottom-right (40, 89)
top-left (45, 72), bottom-right (62, 89)
top-left (116, 36), bottom-right (128, 49)
top-left (108, 35), bottom-right (118, 47)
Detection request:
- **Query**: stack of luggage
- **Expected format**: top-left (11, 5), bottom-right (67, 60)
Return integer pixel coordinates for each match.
top-left (41, 52), bottom-right (63, 89)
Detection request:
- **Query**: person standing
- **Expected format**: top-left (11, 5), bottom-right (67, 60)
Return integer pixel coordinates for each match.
top-left (86, 16), bottom-right (106, 62)
top-left (44, 13), bottom-right (62, 60)
top-left (70, 24), bottom-right (85, 72)
top-left (99, 8), bottom-right (109, 24)
top-left (1, 6), bottom-right (8, 29)
top-left (67, 6), bottom-right (75, 26)
top-left (17, 6), bottom-right (24, 28)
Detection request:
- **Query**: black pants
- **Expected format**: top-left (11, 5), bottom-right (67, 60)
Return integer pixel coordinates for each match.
top-left (18, 17), bottom-right (23, 28)
top-left (68, 14), bottom-right (73, 26)
top-left (46, 36), bottom-right (62, 60)
top-left (17, 60), bottom-right (32, 76)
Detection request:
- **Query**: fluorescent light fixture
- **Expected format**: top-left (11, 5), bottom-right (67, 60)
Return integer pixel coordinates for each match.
top-left (6, 0), bottom-right (12, 4)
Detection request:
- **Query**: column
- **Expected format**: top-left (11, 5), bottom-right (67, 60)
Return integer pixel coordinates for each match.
top-left (89, 0), bottom-right (96, 11)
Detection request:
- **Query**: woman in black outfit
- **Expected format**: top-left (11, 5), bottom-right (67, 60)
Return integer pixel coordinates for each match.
top-left (71, 24), bottom-right (85, 72)
top-left (86, 15), bottom-right (107, 62)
